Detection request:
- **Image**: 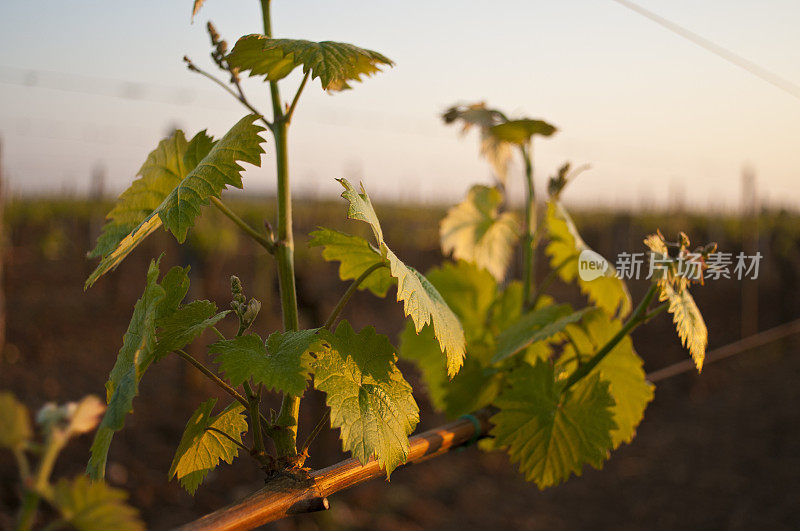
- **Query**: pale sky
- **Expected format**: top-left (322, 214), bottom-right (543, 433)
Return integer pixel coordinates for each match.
top-left (1, 0), bottom-right (798, 210)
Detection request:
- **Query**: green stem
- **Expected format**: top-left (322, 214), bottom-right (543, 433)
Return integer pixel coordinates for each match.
top-left (242, 381), bottom-right (266, 456)
top-left (184, 57), bottom-right (271, 130)
top-left (206, 427), bottom-right (251, 452)
top-left (563, 284), bottom-right (659, 391)
top-left (16, 431), bottom-right (68, 531)
top-left (15, 491), bottom-right (39, 531)
top-left (211, 197), bottom-right (275, 254)
top-left (13, 448), bottom-right (30, 481)
top-left (521, 143), bottom-right (536, 308)
top-left (175, 350), bottom-right (249, 409)
top-left (285, 71), bottom-right (309, 123)
top-left (529, 256), bottom-right (576, 309)
top-left (260, 0), bottom-right (302, 460)
top-left (323, 262), bottom-right (387, 330)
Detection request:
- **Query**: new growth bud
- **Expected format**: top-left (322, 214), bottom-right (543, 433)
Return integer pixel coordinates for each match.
top-left (230, 276), bottom-right (261, 333)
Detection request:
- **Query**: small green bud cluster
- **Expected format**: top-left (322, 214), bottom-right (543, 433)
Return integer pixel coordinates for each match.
top-left (230, 276), bottom-right (261, 333)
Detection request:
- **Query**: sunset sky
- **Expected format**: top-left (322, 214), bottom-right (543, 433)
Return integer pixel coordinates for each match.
top-left (1, 0), bottom-right (798, 210)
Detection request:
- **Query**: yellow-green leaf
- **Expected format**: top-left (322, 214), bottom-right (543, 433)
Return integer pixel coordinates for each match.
top-left (440, 185), bottom-right (519, 281)
top-left (314, 321), bottom-right (419, 476)
top-left (545, 201), bottom-right (632, 317)
top-left (337, 178), bottom-right (466, 377)
top-left (228, 35), bottom-right (393, 91)
top-left (88, 130), bottom-right (210, 259)
top-left (556, 310), bottom-right (654, 448)
top-left (661, 282), bottom-right (707, 372)
top-left (86, 116), bottom-right (265, 289)
top-left (169, 399), bottom-right (247, 494)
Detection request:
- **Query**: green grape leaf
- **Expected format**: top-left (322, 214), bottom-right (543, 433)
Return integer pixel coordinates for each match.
top-left (308, 228), bottom-right (394, 297)
top-left (88, 130), bottom-right (213, 259)
top-left (169, 399), bottom-right (248, 494)
top-left (441, 102), bottom-right (511, 183)
top-left (210, 330), bottom-right (320, 396)
top-left (660, 282), bottom-right (707, 372)
top-left (337, 178), bottom-right (466, 377)
top-left (440, 185), bottom-right (519, 281)
top-left (52, 476), bottom-right (144, 531)
top-left (493, 304), bottom-right (588, 364)
top-left (557, 310), bottom-right (654, 448)
top-left (154, 300), bottom-right (229, 361)
top-left (314, 321), bottom-right (419, 476)
top-left (545, 201), bottom-right (632, 318)
top-left (86, 115), bottom-right (265, 288)
top-left (87, 259), bottom-right (189, 479)
top-left (490, 359), bottom-right (616, 489)
top-left (228, 36), bottom-right (393, 92)
top-left (0, 392), bottom-right (32, 450)
top-left (489, 118), bottom-right (557, 144)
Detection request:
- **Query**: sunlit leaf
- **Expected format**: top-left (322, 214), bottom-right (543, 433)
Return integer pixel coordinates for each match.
top-left (660, 282), bottom-right (707, 372)
top-left (440, 185), bottom-right (519, 281)
top-left (314, 321), bottom-right (419, 476)
top-left (228, 35), bottom-right (393, 91)
top-left (169, 399), bottom-right (248, 494)
top-left (87, 259), bottom-right (189, 479)
top-left (86, 116), bottom-right (265, 288)
top-left (52, 476), bottom-right (144, 531)
top-left (545, 201), bottom-right (632, 317)
top-left (88, 130), bottom-right (212, 259)
top-left (308, 228), bottom-right (394, 297)
top-left (489, 118), bottom-right (557, 144)
top-left (337, 178), bottom-right (466, 377)
top-left (210, 330), bottom-right (320, 396)
top-left (0, 392), bottom-right (32, 450)
top-left (556, 310), bottom-right (654, 448)
top-left (490, 359), bottom-right (616, 489)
